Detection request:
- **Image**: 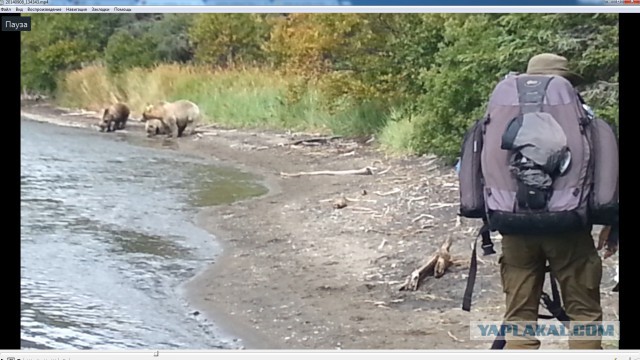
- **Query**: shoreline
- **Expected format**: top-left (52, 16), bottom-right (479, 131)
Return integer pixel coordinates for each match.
top-left (20, 105), bottom-right (278, 349)
top-left (20, 102), bottom-right (620, 350)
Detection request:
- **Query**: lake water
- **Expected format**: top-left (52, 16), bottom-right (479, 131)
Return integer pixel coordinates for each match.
top-left (20, 118), bottom-right (267, 350)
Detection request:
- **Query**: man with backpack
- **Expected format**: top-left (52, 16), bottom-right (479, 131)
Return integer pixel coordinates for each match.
top-left (457, 53), bottom-right (619, 350)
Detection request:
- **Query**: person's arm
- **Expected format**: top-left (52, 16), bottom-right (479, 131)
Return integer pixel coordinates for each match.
top-left (598, 222), bottom-right (618, 259)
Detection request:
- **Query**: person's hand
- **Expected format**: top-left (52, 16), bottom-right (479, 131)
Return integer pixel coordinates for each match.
top-left (597, 225), bottom-right (618, 259)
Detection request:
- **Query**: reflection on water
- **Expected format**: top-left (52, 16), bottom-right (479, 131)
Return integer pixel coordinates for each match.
top-left (20, 119), bottom-right (266, 350)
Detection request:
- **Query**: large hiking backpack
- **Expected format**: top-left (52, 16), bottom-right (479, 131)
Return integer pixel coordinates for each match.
top-left (459, 73), bottom-right (619, 232)
top-left (456, 73), bottom-right (619, 346)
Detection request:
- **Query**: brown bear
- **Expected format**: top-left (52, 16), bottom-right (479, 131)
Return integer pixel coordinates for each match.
top-left (99, 103), bottom-right (130, 132)
top-left (141, 100), bottom-right (201, 138)
top-left (145, 118), bottom-right (166, 138)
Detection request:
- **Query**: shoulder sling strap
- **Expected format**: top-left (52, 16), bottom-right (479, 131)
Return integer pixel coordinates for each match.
top-left (462, 217), bottom-right (493, 312)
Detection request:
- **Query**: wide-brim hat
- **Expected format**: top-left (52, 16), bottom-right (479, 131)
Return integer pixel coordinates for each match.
top-left (526, 53), bottom-right (584, 86)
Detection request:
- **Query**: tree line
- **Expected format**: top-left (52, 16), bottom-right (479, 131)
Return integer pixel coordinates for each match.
top-left (22, 13), bottom-right (618, 159)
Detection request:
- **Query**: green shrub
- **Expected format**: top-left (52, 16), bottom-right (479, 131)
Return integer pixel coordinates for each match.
top-left (104, 30), bottom-right (159, 75)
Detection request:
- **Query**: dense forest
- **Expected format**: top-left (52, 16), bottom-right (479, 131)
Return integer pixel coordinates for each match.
top-left (21, 13), bottom-right (618, 160)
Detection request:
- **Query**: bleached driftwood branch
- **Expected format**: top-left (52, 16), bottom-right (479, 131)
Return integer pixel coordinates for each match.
top-left (280, 167), bottom-right (374, 178)
top-left (288, 136), bottom-right (342, 146)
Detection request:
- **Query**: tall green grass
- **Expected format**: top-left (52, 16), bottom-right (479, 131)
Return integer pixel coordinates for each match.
top-left (56, 64), bottom-right (414, 152)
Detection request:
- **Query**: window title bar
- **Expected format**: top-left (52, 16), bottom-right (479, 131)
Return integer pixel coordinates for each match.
top-left (2, 4), bottom-right (640, 11)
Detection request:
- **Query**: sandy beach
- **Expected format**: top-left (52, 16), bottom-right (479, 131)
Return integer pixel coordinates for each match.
top-left (21, 101), bottom-right (620, 350)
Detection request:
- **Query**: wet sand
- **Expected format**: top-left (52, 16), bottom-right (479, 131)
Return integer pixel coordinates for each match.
top-left (21, 101), bottom-right (619, 350)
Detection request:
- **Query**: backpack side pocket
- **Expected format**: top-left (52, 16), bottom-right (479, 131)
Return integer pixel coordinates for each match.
top-left (459, 117), bottom-right (487, 219)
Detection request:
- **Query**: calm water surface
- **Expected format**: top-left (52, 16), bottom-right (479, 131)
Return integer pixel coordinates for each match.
top-left (20, 118), bottom-right (267, 350)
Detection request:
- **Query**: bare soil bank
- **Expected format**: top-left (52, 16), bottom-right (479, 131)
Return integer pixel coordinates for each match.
top-left (21, 101), bottom-right (619, 350)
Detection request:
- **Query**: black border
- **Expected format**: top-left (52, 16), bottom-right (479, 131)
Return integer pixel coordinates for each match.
top-left (618, 12), bottom-right (636, 351)
top-left (2, 12), bottom-right (22, 350)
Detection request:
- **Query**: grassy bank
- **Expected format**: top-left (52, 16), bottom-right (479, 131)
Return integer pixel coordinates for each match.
top-left (55, 64), bottom-right (414, 154)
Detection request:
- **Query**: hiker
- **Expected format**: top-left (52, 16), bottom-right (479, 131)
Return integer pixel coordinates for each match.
top-left (498, 54), bottom-right (612, 350)
top-left (457, 53), bottom-right (619, 350)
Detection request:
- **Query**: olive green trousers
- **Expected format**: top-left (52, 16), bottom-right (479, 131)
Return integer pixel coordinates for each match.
top-left (500, 229), bottom-right (603, 349)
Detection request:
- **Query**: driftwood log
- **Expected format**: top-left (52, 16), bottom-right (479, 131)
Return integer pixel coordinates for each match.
top-left (399, 235), bottom-right (453, 291)
top-left (280, 167), bottom-right (373, 178)
top-left (288, 136), bottom-right (342, 146)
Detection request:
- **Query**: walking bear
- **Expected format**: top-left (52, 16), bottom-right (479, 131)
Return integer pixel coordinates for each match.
top-left (141, 100), bottom-right (201, 138)
top-left (99, 103), bottom-right (130, 132)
